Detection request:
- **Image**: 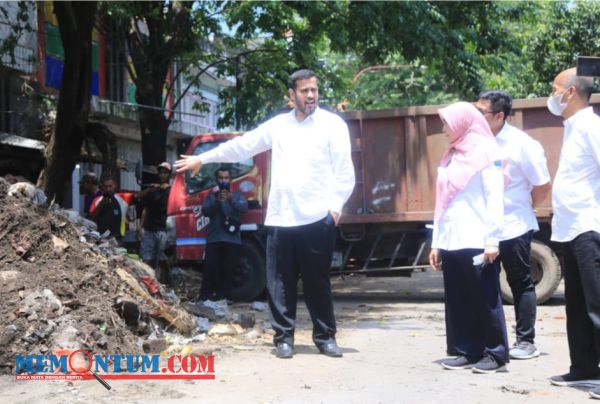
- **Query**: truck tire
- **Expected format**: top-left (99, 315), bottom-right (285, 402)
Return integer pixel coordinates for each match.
top-left (229, 239), bottom-right (266, 302)
top-left (500, 239), bottom-right (562, 305)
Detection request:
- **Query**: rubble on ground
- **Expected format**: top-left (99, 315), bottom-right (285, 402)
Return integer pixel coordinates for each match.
top-left (0, 176), bottom-right (271, 374)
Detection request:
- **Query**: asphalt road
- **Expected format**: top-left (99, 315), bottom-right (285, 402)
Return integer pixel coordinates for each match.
top-left (2, 270), bottom-right (585, 404)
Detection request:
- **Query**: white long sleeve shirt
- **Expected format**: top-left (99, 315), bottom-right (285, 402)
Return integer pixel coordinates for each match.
top-left (496, 123), bottom-right (550, 240)
top-left (432, 162), bottom-right (504, 251)
top-left (551, 107), bottom-right (600, 242)
top-left (197, 107), bottom-right (356, 227)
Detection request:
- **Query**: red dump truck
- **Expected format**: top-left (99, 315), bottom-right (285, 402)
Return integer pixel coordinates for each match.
top-left (166, 96), bottom-right (600, 302)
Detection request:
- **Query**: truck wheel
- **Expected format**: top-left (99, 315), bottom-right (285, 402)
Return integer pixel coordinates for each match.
top-left (229, 239), bottom-right (266, 302)
top-left (500, 239), bottom-right (562, 305)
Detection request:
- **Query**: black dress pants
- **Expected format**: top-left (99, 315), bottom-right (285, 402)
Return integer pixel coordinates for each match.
top-left (201, 242), bottom-right (240, 300)
top-left (563, 231), bottom-right (600, 377)
top-left (442, 248), bottom-right (509, 364)
top-left (266, 214), bottom-right (337, 347)
top-left (499, 230), bottom-right (536, 344)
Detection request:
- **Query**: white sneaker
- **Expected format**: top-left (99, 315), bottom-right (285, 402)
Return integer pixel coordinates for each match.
top-left (509, 341), bottom-right (540, 360)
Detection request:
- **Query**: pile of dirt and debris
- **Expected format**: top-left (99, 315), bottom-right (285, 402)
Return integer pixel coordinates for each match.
top-left (0, 177), bottom-right (271, 374)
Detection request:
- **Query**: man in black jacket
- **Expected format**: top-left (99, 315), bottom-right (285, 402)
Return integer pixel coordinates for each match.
top-left (201, 167), bottom-right (248, 301)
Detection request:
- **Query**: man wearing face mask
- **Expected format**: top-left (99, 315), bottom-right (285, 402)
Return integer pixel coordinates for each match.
top-left (544, 68), bottom-right (600, 395)
top-left (199, 167), bottom-right (248, 302)
top-left (475, 91), bottom-right (551, 361)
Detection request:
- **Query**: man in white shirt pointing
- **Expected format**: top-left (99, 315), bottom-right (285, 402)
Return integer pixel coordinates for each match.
top-left (544, 68), bottom-right (600, 396)
top-left (476, 91), bottom-right (551, 360)
top-left (175, 69), bottom-right (355, 359)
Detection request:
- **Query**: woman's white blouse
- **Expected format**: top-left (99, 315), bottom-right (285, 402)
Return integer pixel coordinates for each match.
top-left (432, 162), bottom-right (504, 251)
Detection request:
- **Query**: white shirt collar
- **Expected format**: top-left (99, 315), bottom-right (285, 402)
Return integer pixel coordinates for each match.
top-left (495, 122), bottom-right (510, 141)
top-left (289, 106), bottom-right (321, 124)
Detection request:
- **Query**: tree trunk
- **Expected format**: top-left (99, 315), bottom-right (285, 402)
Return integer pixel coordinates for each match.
top-left (119, 1), bottom-right (193, 185)
top-left (37, 1), bottom-right (97, 205)
top-left (131, 42), bottom-right (171, 185)
top-left (138, 105), bottom-right (170, 185)
top-left (86, 122), bottom-right (119, 183)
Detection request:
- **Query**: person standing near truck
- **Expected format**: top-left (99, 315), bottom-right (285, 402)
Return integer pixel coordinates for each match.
top-left (429, 101), bottom-right (509, 374)
top-left (200, 167), bottom-right (248, 301)
top-left (89, 175), bottom-right (129, 244)
top-left (175, 69), bottom-right (355, 359)
top-left (544, 68), bottom-right (600, 396)
top-left (136, 162), bottom-right (172, 284)
top-left (476, 91), bottom-right (551, 360)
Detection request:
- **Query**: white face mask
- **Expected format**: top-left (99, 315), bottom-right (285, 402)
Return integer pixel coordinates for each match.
top-left (547, 89), bottom-right (569, 116)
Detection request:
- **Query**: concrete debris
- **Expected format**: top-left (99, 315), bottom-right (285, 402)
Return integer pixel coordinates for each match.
top-left (203, 299), bottom-right (229, 318)
top-left (243, 329), bottom-right (262, 341)
top-left (51, 235), bottom-right (70, 253)
top-left (143, 338), bottom-right (169, 353)
top-left (237, 313), bottom-right (256, 329)
top-left (196, 317), bottom-right (211, 333)
top-left (251, 301), bottom-right (269, 312)
top-left (208, 324), bottom-right (240, 337)
top-left (184, 300), bottom-right (228, 321)
top-left (192, 333), bottom-right (207, 342)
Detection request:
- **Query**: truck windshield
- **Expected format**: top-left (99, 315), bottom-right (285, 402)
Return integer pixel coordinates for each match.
top-left (185, 140), bottom-right (253, 194)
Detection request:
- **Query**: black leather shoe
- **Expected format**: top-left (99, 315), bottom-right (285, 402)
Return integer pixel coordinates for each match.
top-left (275, 342), bottom-right (293, 358)
top-left (318, 341), bottom-right (343, 357)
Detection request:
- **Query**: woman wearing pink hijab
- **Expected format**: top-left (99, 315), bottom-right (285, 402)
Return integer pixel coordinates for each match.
top-left (429, 101), bottom-right (509, 374)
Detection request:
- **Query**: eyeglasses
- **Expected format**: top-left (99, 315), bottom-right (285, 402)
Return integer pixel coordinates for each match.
top-left (476, 108), bottom-right (498, 115)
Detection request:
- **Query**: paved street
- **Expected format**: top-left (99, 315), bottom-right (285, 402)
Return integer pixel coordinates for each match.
top-left (2, 271), bottom-right (587, 404)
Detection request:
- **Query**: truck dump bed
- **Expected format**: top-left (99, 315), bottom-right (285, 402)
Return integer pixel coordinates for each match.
top-left (340, 96), bottom-right (600, 224)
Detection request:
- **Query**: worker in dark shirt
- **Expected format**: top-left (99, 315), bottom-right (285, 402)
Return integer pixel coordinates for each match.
top-left (136, 162), bottom-right (172, 284)
top-left (79, 172), bottom-right (102, 219)
top-left (201, 167), bottom-right (248, 301)
top-left (89, 176), bottom-right (128, 243)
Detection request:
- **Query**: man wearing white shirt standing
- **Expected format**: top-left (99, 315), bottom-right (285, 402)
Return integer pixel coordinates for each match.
top-left (476, 91), bottom-right (551, 360)
top-left (543, 68), bottom-right (600, 395)
top-left (175, 69), bottom-right (355, 359)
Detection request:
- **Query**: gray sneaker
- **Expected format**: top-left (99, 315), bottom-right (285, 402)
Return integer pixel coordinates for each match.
top-left (472, 354), bottom-right (507, 374)
top-left (550, 372), bottom-right (600, 387)
top-left (591, 387), bottom-right (600, 399)
top-left (509, 341), bottom-right (540, 360)
top-left (441, 355), bottom-right (479, 370)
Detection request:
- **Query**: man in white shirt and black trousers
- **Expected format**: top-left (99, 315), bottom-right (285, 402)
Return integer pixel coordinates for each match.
top-left (476, 91), bottom-right (551, 360)
top-left (175, 69), bottom-right (355, 359)
top-left (544, 68), bottom-right (600, 398)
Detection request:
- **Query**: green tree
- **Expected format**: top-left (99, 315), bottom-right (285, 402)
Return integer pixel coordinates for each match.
top-left (479, 1), bottom-right (600, 99)
top-left (219, 1), bottom-right (528, 123)
top-left (527, 0), bottom-right (600, 96)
